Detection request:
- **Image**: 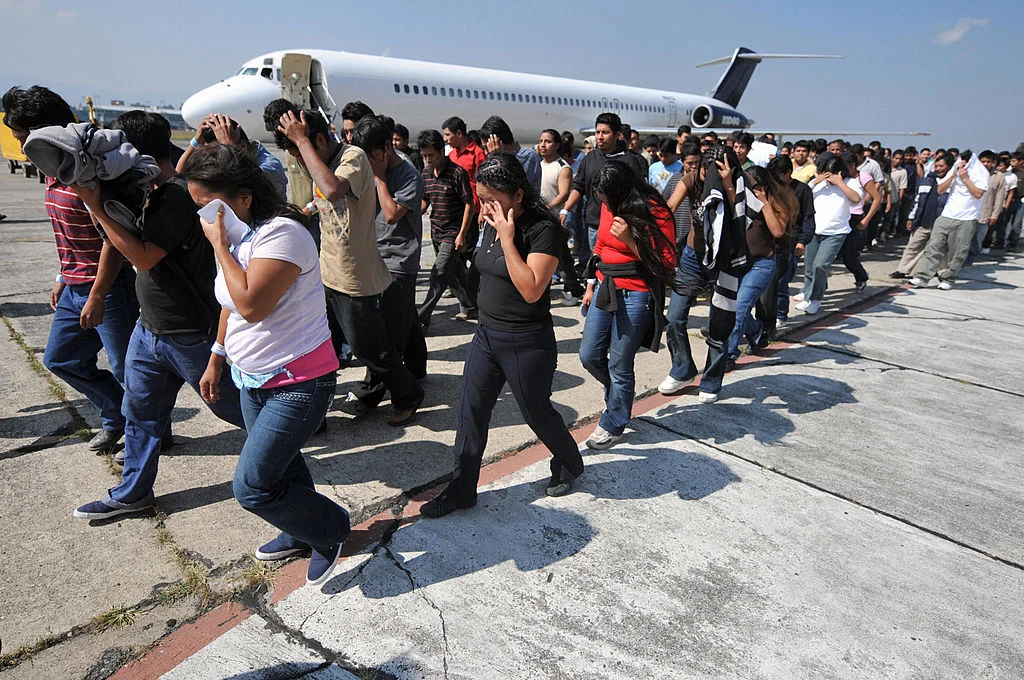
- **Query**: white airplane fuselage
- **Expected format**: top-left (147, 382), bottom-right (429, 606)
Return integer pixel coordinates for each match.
top-left (181, 49), bottom-right (751, 145)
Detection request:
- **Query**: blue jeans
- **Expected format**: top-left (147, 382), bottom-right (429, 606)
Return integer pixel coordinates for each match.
top-left (111, 323), bottom-right (244, 504)
top-left (235, 374), bottom-right (349, 552)
top-left (1008, 202), bottom-right (1023, 249)
top-left (728, 257), bottom-right (775, 358)
top-left (802, 233), bottom-right (848, 302)
top-left (579, 285), bottom-right (652, 436)
top-left (775, 250), bottom-right (798, 322)
top-left (666, 245), bottom-right (712, 381)
top-left (43, 270), bottom-right (138, 432)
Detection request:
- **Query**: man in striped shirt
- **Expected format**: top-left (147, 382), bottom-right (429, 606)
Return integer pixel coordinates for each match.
top-left (2, 86), bottom-right (139, 452)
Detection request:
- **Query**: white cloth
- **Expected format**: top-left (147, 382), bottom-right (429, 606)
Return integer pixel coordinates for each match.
top-left (811, 177), bottom-right (863, 236)
top-left (539, 158), bottom-right (569, 211)
top-left (940, 156), bottom-right (989, 221)
top-left (213, 214), bottom-right (330, 375)
top-left (749, 141), bottom-right (778, 168)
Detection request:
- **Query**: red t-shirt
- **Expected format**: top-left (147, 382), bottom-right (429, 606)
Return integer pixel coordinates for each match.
top-left (594, 202), bottom-right (675, 292)
top-left (448, 141), bottom-right (487, 210)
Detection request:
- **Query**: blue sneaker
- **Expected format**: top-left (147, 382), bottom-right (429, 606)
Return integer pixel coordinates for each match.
top-left (73, 492), bottom-right (154, 520)
top-left (306, 543), bottom-right (343, 586)
top-left (255, 534), bottom-right (311, 561)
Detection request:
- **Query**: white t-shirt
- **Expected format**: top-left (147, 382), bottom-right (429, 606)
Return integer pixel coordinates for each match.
top-left (539, 158), bottom-right (570, 211)
top-left (215, 216), bottom-right (331, 374)
top-left (940, 158), bottom-right (990, 221)
top-left (812, 177), bottom-right (864, 236)
top-left (1004, 172), bottom-right (1018, 198)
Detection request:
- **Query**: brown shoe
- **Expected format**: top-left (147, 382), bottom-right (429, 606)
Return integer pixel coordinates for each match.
top-left (387, 405), bottom-right (418, 426)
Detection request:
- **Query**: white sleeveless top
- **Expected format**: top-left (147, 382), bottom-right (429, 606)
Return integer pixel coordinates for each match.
top-left (540, 158), bottom-right (570, 210)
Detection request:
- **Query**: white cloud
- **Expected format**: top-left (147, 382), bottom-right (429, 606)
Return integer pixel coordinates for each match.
top-left (0, 0), bottom-right (43, 13)
top-left (54, 8), bottom-right (77, 22)
top-left (936, 17), bottom-right (989, 45)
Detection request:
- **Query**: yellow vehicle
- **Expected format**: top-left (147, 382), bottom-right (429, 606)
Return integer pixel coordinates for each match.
top-left (0, 112), bottom-right (42, 180)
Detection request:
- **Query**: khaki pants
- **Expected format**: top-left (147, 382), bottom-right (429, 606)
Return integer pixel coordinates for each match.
top-left (914, 216), bottom-right (973, 282)
top-left (897, 227), bottom-right (936, 274)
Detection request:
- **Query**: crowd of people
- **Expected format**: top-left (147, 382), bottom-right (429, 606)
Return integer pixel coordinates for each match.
top-left (3, 84), bottom-right (1018, 586)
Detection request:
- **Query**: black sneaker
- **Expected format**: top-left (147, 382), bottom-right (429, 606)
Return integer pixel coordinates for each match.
top-left (73, 492), bottom-right (155, 520)
top-left (306, 542), bottom-right (343, 586)
top-left (338, 392), bottom-right (372, 418)
top-left (256, 533), bottom-right (311, 561)
top-left (855, 280), bottom-right (868, 293)
top-left (88, 429), bottom-right (123, 452)
top-left (420, 490), bottom-right (476, 518)
top-left (889, 271), bottom-right (907, 279)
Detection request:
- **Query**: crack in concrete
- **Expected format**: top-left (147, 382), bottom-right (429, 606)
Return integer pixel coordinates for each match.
top-left (239, 591), bottom-right (349, 670)
top-left (382, 544), bottom-right (451, 680)
top-left (639, 416), bottom-right (1024, 573)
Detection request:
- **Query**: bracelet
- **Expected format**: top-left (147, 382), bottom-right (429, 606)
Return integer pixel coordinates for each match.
top-left (55, 274), bottom-right (64, 284)
top-left (559, 209), bottom-right (569, 216)
top-left (211, 342), bottom-right (227, 357)
top-left (587, 278), bottom-right (598, 285)
top-left (190, 138), bottom-right (199, 148)
top-left (304, 201), bottom-right (317, 214)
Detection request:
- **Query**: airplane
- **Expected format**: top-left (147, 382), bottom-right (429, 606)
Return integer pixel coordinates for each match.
top-left (180, 47), bottom-right (926, 145)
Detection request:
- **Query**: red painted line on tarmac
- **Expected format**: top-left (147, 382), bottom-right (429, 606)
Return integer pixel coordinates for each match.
top-left (123, 284), bottom-right (909, 677)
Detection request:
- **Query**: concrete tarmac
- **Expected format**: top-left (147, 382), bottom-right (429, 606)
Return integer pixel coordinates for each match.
top-left (1, 167), bottom-right (1021, 678)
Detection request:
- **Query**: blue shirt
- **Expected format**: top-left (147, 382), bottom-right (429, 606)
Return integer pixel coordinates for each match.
top-left (648, 159), bottom-right (683, 193)
top-left (515, 146), bottom-right (543, 194)
top-left (254, 142), bottom-right (287, 198)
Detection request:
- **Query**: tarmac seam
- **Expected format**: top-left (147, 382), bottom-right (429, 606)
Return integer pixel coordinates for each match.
top-left (382, 545), bottom-right (451, 680)
top-left (638, 416), bottom-right (1024, 573)
top-left (793, 340), bottom-right (1024, 399)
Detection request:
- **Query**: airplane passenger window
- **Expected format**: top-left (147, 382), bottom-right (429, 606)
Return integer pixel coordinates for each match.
top-left (449, 88), bottom-right (455, 96)
top-left (423, 85), bottom-right (428, 94)
top-left (413, 85), bottom-right (419, 94)
top-left (404, 84), bottom-right (410, 94)
top-left (394, 83), bottom-right (400, 93)
top-left (432, 87), bottom-right (437, 95)
top-left (474, 90), bottom-right (479, 99)
top-left (458, 88), bottom-right (463, 97)
top-left (440, 88), bottom-right (446, 97)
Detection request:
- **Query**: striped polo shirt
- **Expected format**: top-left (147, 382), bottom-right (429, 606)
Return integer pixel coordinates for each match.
top-left (422, 161), bottom-right (473, 243)
top-left (45, 178), bottom-right (104, 285)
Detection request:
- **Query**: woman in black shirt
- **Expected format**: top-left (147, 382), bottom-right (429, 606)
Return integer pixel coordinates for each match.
top-left (421, 153), bottom-right (585, 518)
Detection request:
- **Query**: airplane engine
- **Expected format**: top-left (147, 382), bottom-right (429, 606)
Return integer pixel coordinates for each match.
top-left (690, 104), bottom-right (749, 130)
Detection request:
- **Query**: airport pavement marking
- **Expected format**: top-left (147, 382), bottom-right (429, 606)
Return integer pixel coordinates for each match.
top-left (113, 280), bottom-right (949, 679)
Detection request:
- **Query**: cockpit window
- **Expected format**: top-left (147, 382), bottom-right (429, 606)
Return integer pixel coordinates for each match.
top-left (260, 67), bottom-right (273, 80)
top-left (238, 67), bottom-right (259, 76)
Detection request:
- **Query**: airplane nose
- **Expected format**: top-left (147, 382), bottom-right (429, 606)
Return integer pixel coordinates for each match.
top-left (180, 84), bottom-right (224, 128)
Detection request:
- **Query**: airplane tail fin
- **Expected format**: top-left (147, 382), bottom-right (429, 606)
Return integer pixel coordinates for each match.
top-left (697, 48), bottom-right (843, 108)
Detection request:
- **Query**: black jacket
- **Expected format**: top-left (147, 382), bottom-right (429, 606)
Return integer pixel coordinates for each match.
top-left (572, 141), bottom-right (648, 228)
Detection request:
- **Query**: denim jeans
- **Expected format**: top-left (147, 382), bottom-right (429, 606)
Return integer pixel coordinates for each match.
top-left (840, 226), bottom-right (869, 283)
top-left (666, 245), bottom-right (712, 381)
top-left (111, 323), bottom-right (244, 504)
top-left (588, 225), bottom-right (599, 252)
top-left (326, 288), bottom-right (424, 410)
top-left (774, 249), bottom-right (798, 323)
top-left (728, 257), bottom-right (775, 358)
top-left (1008, 202), bottom-right (1023, 249)
top-left (802, 233), bottom-right (848, 302)
top-left (449, 323), bottom-right (583, 502)
top-left (419, 238), bottom-right (476, 323)
top-left (43, 269), bottom-right (138, 432)
top-left (579, 285), bottom-right (652, 436)
top-left (235, 373), bottom-right (349, 552)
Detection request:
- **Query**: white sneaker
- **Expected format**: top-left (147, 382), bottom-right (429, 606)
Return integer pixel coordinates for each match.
top-left (586, 425), bottom-right (621, 450)
top-left (697, 391), bottom-right (718, 404)
top-left (562, 291), bottom-right (580, 306)
top-left (795, 300), bottom-right (809, 311)
top-left (981, 247), bottom-right (991, 255)
top-left (793, 292), bottom-right (805, 303)
top-left (909, 277), bottom-right (930, 288)
top-left (658, 375), bottom-right (688, 395)
top-left (937, 281), bottom-right (953, 291)
top-left (802, 300), bottom-right (822, 314)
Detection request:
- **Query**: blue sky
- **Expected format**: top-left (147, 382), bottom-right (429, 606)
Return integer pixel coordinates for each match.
top-left (1, 0), bottom-right (1021, 151)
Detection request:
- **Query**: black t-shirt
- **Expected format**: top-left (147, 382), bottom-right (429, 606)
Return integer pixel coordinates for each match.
top-left (474, 208), bottom-right (560, 332)
top-left (136, 177), bottom-right (219, 335)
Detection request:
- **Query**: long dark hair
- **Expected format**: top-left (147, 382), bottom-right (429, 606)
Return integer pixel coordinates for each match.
top-left (747, 165), bottom-right (798, 233)
top-left (475, 152), bottom-right (554, 222)
top-left (595, 161), bottom-right (674, 282)
top-left (182, 143), bottom-right (308, 227)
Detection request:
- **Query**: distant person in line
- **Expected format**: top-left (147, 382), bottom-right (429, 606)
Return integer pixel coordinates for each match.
top-left (341, 115), bottom-right (427, 416)
top-left (443, 115), bottom-right (488, 317)
top-left (340, 101), bottom-right (374, 144)
top-left (73, 111), bottom-right (244, 520)
top-left (911, 153), bottom-right (989, 290)
top-left (648, 137), bottom-right (682, 194)
top-left (421, 153), bottom-right (585, 518)
top-left (561, 113), bottom-right (647, 251)
top-left (837, 152), bottom-right (878, 294)
top-left (790, 140), bottom-right (816, 184)
top-left (537, 128), bottom-right (584, 305)
top-left (481, 115), bottom-right (542, 194)
top-left (185, 143), bottom-right (347, 587)
top-left (175, 113), bottom-right (286, 197)
top-left (2, 85), bottom-right (139, 453)
top-left (967, 150), bottom-right (1006, 264)
top-left (392, 123), bottom-right (424, 172)
top-left (796, 155), bottom-right (864, 315)
top-left (733, 132), bottom-right (754, 172)
top-left (579, 161), bottom-right (675, 449)
top-left (416, 129), bottom-right (477, 327)
top-left (278, 109), bottom-right (423, 425)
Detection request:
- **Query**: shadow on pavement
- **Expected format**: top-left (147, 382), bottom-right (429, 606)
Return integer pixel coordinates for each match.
top-left (324, 445), bottom-right (740, 598)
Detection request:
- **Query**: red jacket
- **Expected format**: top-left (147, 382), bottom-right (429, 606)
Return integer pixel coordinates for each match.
top-left (594, 202), bottom-right (675, 291)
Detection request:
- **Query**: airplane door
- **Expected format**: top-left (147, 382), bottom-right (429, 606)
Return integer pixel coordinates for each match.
top-left (280, 53), bottom-right (312, 108)
top-left (666, 99), bottom-right (678, 126)
top-left (309, 59), bottom-right (339, 127)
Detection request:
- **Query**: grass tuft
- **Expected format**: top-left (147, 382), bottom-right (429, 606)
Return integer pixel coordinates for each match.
top-left (91, 605), bottom-right (138, 633)
top-left (233, 557), bottom-right (277, 592)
